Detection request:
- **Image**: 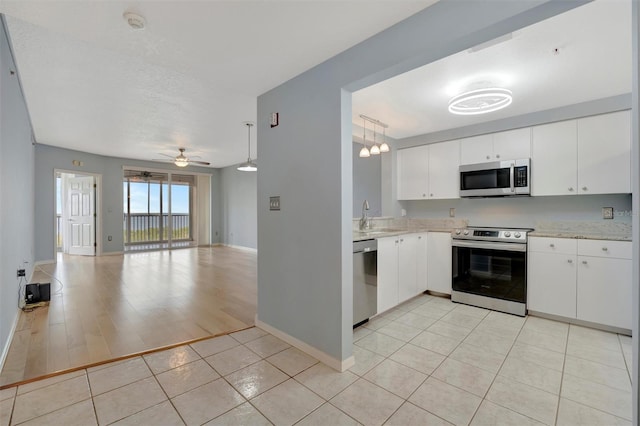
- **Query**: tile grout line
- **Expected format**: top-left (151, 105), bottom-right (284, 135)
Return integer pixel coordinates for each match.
top-left (553, 323), bottom-right (571, 426)
top-left (140, 353), bottom-right (189, 426)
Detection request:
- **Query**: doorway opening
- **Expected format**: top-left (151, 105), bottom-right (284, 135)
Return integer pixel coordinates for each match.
top-left (55, 171), bottom-right (99, 257)
top-left (123, 169), bottom-right (198, 252)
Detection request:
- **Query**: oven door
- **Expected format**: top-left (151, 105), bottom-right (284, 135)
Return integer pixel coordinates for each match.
top-left (452, 240), bottom-right (527, 304)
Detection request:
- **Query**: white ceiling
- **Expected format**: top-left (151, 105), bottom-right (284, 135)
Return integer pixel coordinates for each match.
top-left (353, 0), bottom-right (632, 140)
top-left (0, 0), bottom-right (434, 167)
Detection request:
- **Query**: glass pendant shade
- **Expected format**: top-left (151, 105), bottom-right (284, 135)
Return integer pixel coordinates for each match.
top-left (359, 146), bottom-right (370, 158)
top-left (370, 144), bottom-right (380, 155)
top-left (379, 142), bottom-right (390, 152)
top-left (174, 158), bottom-right (189, 167)
top-left (238, 122), bottom-right (257, 172)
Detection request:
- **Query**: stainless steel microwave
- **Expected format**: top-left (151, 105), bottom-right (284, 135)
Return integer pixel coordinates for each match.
top-left (459, 158), bottom-right (530, 197)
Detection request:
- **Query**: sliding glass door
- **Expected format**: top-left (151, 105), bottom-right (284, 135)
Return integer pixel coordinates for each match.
top-left (123, 170), bottom-right (195, 250)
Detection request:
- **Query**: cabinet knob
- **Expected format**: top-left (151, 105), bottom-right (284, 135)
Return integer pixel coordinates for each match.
top-left (400, 239), bottom-right (404, 242)
top-left (496, 154), bottom-right (500, 159)
top-left (582, 186), bottom-right (588, 191)
top-left (430, 193), bottom-right (434, 197)
top-left (418, 236), bottom-right (422, 239)
top-left (568, 187), bottom-right (574, 192)
top-left (602, 247), bottom-right (608, 251)
top-left (567, 259), bottom-right (573, 264)
top-left (550, 244), bottom-right (555, 248)
top-left (582, 260), bottom-right (588, 265)
top-left (486, 155), bottom-right (490, 160)
top-left (422, 193), bottom-right (426, 197)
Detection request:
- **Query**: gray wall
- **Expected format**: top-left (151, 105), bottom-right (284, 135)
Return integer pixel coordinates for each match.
top-left (34, 144), bottom-right (219, 261)
top-left (1, 16), bottom-right (35, 361)
top-left (220, 164), bottom-right (257, 249)
top-left (352, 142), bottom-right (381, 218)
top-left (256, 1), bottom-right (587, 362)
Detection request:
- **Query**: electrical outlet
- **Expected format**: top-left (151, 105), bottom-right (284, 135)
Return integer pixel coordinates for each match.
top-left (602, 207), bottom-right (614, 219)
top-left (269, 196), bottom-right (281, 211)
top-left (449, 208), bottom-right (456, 218)
top-left (17, 269), bottom-right (25, 277)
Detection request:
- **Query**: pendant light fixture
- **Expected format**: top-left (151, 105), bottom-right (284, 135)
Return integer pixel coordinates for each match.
top-left (370, 123), bottom-right (381, 155)
top-left (379, 128), bottom-right (390, 153)
top-left (358, 117), bottom-right (370, 158)
top-left (237, 121), bottom-right (257, 172)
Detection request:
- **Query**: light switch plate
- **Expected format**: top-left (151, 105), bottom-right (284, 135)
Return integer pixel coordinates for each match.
top-left (270, 196), bottom-right (281, 211)
top-left (449, 208), bottom-right (455, 218)
top-left (602, 207), bottom-right (614, 219)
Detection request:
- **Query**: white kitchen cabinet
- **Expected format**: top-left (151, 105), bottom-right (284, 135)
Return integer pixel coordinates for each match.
top-left (416, 233), bottom-right (428, 293)
top-left (577, 239), bottom-right (632, 330)
top-left (460, 128), bottom-right (530, 165)
top-left (426, 232), bottom-right (452, 295)
top-left (531, 120), bottom-right (578, 196)
top-left (528, 237), bottom-right (577, 318)
top-left (398, 234), bottom-right (418, 303)
top-left (397, 141), bottom-right (459, 201)
top-left (577, 110), bottom-right (631, 195)
top-left (397, 145), bottom-right (429, 200)
top-left (377, 236), bottom-right (399, 314)
top-left (428, 139), bottom-right (460, 199)
top-left (527, 236), bottom-right (632, 331)
top-left (531, 111), bottom-right (631, 196)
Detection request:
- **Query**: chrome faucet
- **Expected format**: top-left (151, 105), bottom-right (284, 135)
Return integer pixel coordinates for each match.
top-left (359, 200), bottom-right (371, 230)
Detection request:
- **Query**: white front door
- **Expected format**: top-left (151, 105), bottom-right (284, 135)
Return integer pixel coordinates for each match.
top-left (68, 176), bottom-right (95, 256)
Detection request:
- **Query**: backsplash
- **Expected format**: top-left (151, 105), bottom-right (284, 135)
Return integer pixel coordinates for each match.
top-left (535, 220), bottom-right (632, 238)
top-left (352, 217), bottom-right (468, 232)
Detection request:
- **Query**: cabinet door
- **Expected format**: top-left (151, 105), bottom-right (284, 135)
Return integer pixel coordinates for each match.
top-left (428, 140), bottom-right (460, 199)
top-left (577, 256), bottom-right (632, 330)
top-left (577, 110), bottom-right (631, 195)
top-left (415, 233), bottom-right (428, 293)
top-left (492, 128), bottom-right (531, 161)
top-left (377, 237), bottom-right (399, 313)
top-left (398, 235), bottom-right (418, 303)
top-left (397, 145), bottom-right (429, 200)
top-left (426, 232), bottom-right (452, 295)
top-left (460, 134), bottom-right (493, 165)
top-left (527, 252), bottom-right (577, 318)
top-left (531, 120), bottom-right (578, 196)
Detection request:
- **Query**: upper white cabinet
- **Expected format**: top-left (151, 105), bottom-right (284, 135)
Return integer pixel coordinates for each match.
top-left (397, 145), bottom-right (429, 200)
top-left (397, 140), bottom-right (460, 200)
top-left (428, 139), bottom-right (460, 199)
top-left (577, 110), bottom-right (631, 195)
top-left (532, 110), bottom-right (631, 196)
top-left (531, 120), bottom-right (578, 196)
top-left (460, 128), bottom-right (531, 165)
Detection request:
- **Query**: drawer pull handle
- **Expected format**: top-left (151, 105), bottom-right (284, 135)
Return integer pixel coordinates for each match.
top-left (567, 259), bottom-right (573, 264)
top-left (550, 244), bottom-right (555, 248)
top-left (582, 260), bottom-right (588, 265)
top-left (602, 247), bottom-right (608, 251)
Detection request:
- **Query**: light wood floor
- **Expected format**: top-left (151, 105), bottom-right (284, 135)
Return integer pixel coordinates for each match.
top-left (0, 246), bottom-right (257, 386)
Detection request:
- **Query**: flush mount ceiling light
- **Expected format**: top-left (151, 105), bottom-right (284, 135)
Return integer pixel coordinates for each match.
top-left (237, 122), bottom-right (257, 172)
top-left (123, 11), bottom-right (146, 30)
top-left (448, 88), bottom-right (513, 115)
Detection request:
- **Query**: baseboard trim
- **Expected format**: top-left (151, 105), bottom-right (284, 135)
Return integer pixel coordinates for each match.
top-left (224, 244), bottom-right (257, 253)
top-left (0, 309), bottom-right (20, 373)
top-left (527, 310), bottom-right (632, 336)
top-left (102, 251), bottom-right (124, 256)
top-left (34, 260), bottom-right (54, 266)
top-left (255, 316), bottom-right (355, 372)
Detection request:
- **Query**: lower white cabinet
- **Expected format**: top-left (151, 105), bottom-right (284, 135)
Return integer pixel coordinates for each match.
top-left (528, 237), bottom-right (631, 330)
top-left (377, 232), bottom-right (429, 314)
top-left (426, 232), bottom-right (451, 295)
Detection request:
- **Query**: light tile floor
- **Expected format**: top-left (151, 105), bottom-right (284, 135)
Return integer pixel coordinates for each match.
top-left (0, 294), bottom-right (633, 425)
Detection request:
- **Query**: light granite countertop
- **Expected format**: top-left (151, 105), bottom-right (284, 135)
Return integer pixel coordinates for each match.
top-left (530, 221), bottom-right (632, 242)
top-left (352, 218), bottom-right (465, 242)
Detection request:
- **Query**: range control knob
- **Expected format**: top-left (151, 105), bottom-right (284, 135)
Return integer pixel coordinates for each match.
top-left (463, 230), bottom-right (470, 235)
top-left (504, 231), bottom-right (511, 238)
top-left (455, 229), bottom-right (461, 235)
top-left (514, 232), bottom-right (522, 238)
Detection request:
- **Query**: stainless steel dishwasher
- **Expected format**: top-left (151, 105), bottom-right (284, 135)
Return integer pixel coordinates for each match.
top-left (353, 239), bottom-right (377, 327)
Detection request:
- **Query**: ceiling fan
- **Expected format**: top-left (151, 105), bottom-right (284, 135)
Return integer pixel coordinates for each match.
top-left (153, 148), bottom-right (210, 167)
top-left (124, 170), bottom-right (167, 182)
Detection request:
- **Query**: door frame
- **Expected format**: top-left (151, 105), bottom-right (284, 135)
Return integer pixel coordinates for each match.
top-left (54, 169), bottom-right (103, 262)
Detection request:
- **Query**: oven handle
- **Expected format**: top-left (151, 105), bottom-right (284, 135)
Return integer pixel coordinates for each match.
top-left (452, 239), bottom-right (527, 252)
top-left (510, 163), bottom-right (515, 193)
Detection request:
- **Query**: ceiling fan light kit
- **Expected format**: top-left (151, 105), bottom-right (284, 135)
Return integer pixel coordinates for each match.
top-left (152, 148), bottom-right (210, 167)
top-left (238, 121), bottom-right (257, 172)
top-left (448, 87), bottom-right (513, 115)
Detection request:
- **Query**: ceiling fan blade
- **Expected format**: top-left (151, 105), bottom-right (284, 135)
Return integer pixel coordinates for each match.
top-left (190, 160), bottom-right (211, 166)
top-left (151, 159), bottom-right (173, 162)
top-left (157, 153), bottom-right (175, 158)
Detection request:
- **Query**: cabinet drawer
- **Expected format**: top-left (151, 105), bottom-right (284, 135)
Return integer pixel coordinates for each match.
top-left (529, 237), bottom-right (577, 255)
top-left (578, 239), bottom-right (631, 259)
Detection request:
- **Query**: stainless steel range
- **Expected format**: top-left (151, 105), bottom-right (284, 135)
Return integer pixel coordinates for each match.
top-left (451, 226), bottom-right (533, 316)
